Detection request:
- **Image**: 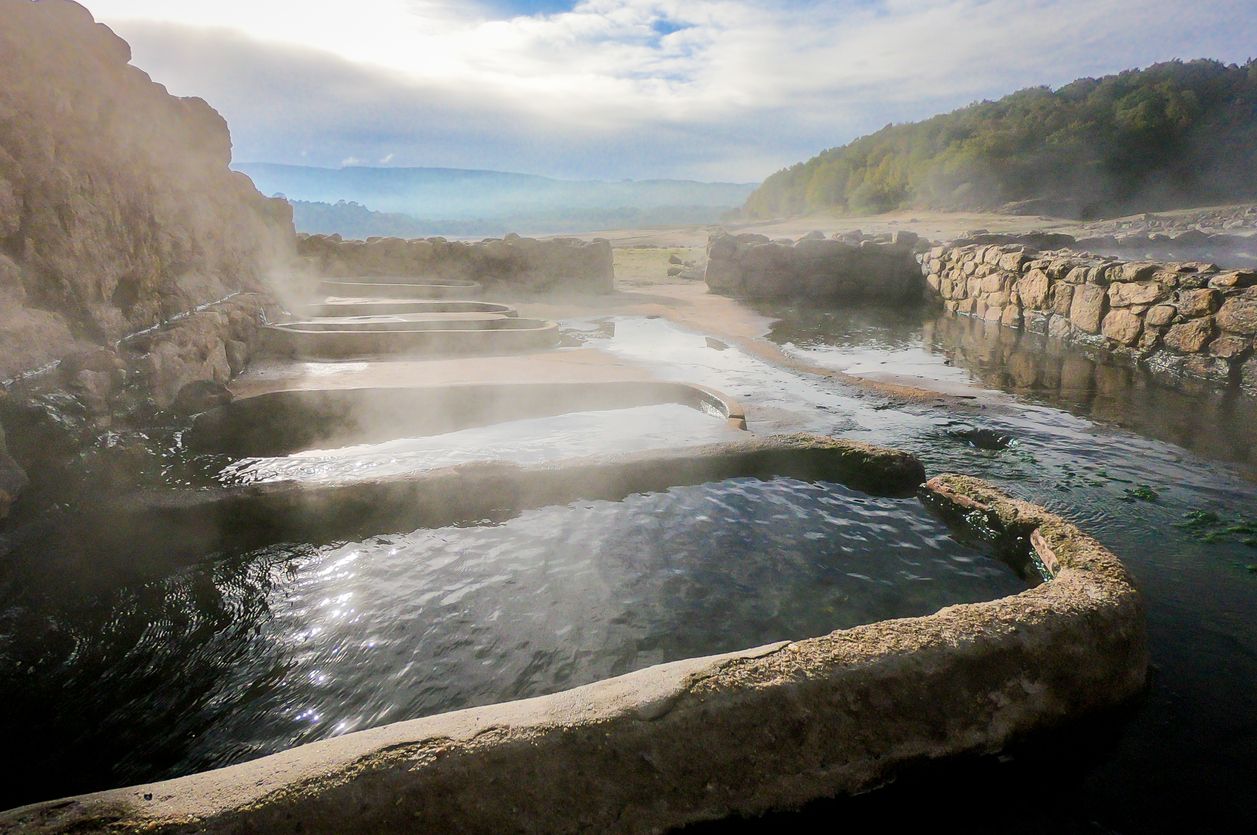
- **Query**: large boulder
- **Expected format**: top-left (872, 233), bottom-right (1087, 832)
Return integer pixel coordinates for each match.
top-left (0, 0), bottom-right (295, 381)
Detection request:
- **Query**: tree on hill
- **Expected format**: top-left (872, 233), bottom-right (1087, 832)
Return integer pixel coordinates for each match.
top-left (743, 59), bottom-right (1257, 220)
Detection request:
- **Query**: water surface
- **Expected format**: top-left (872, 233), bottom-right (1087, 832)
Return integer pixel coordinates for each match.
top-left (0, 478), bottom-right (1014, 803)
top-left (568, 308), bottom-right (1257, 834)
top-left (217, 403), bottom-right (742, 485)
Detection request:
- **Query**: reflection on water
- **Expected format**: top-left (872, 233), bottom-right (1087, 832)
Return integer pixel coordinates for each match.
top-left (219, 403), bottom-right (743, 485)
top-left (763, 303), bottom-right (1257, 474)
top-left (0, 478), bottom-right (1013, 805)
top-left (576, 311), bottom-right (1257, 835)
top-left (0, 308), bottom-right (1253, 831)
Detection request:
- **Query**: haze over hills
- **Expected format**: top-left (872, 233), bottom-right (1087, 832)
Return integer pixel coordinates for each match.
top-left (235, 163), bottom-right (756, 237)
top-left (743, 59), bottom-right (1257, 221)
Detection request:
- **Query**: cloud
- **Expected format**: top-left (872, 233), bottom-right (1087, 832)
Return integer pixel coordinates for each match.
top-left (90, 0), bottom-right (1257, 180)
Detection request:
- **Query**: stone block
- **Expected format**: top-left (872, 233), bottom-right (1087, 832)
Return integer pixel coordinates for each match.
top-left (1118, 262), bottom-right (1160, 282)
top-left (997, 251), bottom-right (1029, 272)
top-left (1137, 326), bottom-right (1162, 353)
top-left (1108, 281), bottom-right (1168, 308)
top-left (1101, 310), bottom-right (1143, 346)
top-left (1216, 290), bottom-right (1257, 336)
top-left (1208, 270), bottom-right (1257, 289)
top-left (1176, 288), bottom-right (1220, 318)
top-left (1163, 317), bottom-right (1215, 354)
top-left (981, 272), bottom-right (1007, 293)
top-left (1015, 269), bottom-right (1050, 310)
top-left (1208, 334), bottom-right (1251, 359)
top-left (1146, 305), bottom-right (1176, 327)
top-left (1050, 283), bottom-right (1074, 316)
top-left (1069, 284), bottom-right (1107, 334)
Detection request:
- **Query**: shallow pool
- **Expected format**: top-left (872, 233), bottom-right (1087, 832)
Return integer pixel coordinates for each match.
top-left (567, 308), bottom-right (1257, 835)
top-left (0, 477), bottom-right (1019, 803)
top-left (218, 402), bottom-right (742, 485)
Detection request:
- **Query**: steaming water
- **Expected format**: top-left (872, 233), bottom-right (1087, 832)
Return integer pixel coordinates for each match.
top-left (1, 304), bottom-right (1254, 832)
top-left (218, 403), bottom-right (742, 485)
top-left (0, 478), bottom-right (1016, 799)
top-left (569, 310), bottom-right (1257, 834)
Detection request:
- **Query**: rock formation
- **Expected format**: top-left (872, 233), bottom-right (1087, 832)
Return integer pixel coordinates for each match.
top-left (0, 0), bottom-right (295, 382)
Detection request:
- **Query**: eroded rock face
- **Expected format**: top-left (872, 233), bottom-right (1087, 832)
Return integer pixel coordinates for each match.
top-left (0, 0), bottom-right (294, 381)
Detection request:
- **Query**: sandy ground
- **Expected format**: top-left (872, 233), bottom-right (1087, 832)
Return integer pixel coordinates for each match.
top-left (574, 209), bottom-right (1075, 249)
top-left (573, 203), bottom-right (1257, 249)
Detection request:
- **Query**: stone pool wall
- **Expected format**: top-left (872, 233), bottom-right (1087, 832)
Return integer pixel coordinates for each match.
top-left (921, 244), bottom-right (1257, 394)
top-left (705, 231), bottom-right (926, 301)
top-left (0, 468), bottom-right (1147, 834)
top-left (0, 292), bottom-right (282, 519)
top-left (297, 233), bottom-right (615, 295)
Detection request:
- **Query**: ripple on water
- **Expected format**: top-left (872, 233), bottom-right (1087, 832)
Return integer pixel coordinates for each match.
top-left (0, 477), bottom-right (1026, 794)
top-left (217, 403), bottom-right (744, 485)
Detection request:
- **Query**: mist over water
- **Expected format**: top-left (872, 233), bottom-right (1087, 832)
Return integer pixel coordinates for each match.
top-left (0, 477), bottom-right (1014, 806)
top-left (1, 308), bottom-right (1253, 830)
top-left (576, 312), bottom-right (1257, 834)
top-left (214, 403), bottom-right (742, 486)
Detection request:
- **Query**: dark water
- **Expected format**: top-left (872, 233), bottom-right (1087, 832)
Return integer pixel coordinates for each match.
top-left (570, 310), bottom-right (1256, 834)
top-left (0, 477), bottom-right (1017, 809)
top-left (2, 308), bottom-right (1254, 831)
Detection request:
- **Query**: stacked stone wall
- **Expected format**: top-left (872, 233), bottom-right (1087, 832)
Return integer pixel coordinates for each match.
top-left (922, 244), bottom-right (1257, 394)
top-left (705, 231), bottom-right (925, 301)
top-left (298, 233), bottom-right (614, 295)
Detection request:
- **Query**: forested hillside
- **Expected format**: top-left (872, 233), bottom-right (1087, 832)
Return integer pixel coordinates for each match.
top-left (744, 60), bottom-right (1257, 219)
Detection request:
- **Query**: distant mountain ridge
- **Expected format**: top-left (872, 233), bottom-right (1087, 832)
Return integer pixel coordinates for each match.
top-left (235, 162), bottom-right (755, 236)
top-left (743, 59), bottom-right (1257, 220)
top-left (284, 199), bottom-right (743, 239)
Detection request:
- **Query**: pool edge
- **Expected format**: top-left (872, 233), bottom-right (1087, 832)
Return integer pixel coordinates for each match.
top-left (0, 469), bottom-right (1147, 833)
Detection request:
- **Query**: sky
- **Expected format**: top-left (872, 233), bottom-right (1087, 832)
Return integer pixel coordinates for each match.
top-left (84, 0), bottom-right (1257, 182)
